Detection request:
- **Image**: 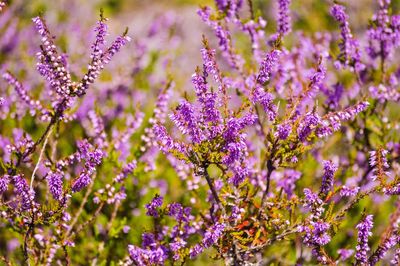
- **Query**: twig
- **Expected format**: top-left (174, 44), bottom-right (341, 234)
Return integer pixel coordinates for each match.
top-left (203, 165), bottom-right (221, 206)
top-left (30, 125), bottom-right (53, 189)
top-left (66, 175), bottom-right (96, 236)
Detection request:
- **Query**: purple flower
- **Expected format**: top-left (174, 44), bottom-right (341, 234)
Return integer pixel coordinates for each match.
top-left (369, 149), bottom-right (389, 181)
top-left (324, 83), bottom-right (344, 109)
top-left (331, 4), bottom-right (363, 70)
top-left (276, 123), bottom-right (292, 140)
top-left (170, 100), bottom-right (202, 143)
top-left (191, 72), bottom-right (221, 124)
top-left (153, 124), bottom-right (186, 154)
top-left (319, 160), bottom-right (338, 196)
top-left (257, 50), bottom-right (281, 84)
top-left (201, 47), bottom-right (221, 84)
top-left (2, 72), bottom-right (49, 119)
top-left (72, 172), bottom-right (91, 193)
top-left (316, 101), bottom-right (369, 138)
top-left (128, 245), bottom-right (167, 265)
top-left (369, 235), bottom-right (397, 265)
top-left (337, 249), bottom-right (354, 261)
top-left (145, 195), bottom-right (163, 217)
top-left (367, 2), bottom-right (400, 62)
top-left (189, 244), bottom-right (203, 259)
top-left (300, 221), bottom-right (331, 246)
top-left (253, 87), bottom-right (277, 121)
top-left (12, 175), bottom-right (33, 210)
top-left (277, 0), bottom-right (291, 36)
top-left (32, 16), bottom-right (72, 97)
top-left (297, 112), bottom-right (320, 142)
top-left (355, 215), bottom-right (373, 264)
top-left (46, 171), bottom-right (63, 201)
top-left (170, 238), bottom-right (186, 260)
top-left (303, 188), bottom-right (324, 218)
top-left (215, 0), bottom-right (228, 11)
top-left (168, 203), bottom-right (184, 221)
top-left (277, 169), bottom-right (301, 198)
top-left (0, 175), bottom-right (10, 194)
top-left (340, 186), bottom-right (360, 197)
top-left (202, 223), bottom-right (225, 248)
top-left (114, 160), bottom-right (137, 183)
top-left (392, 248), bottom-right (400, 265)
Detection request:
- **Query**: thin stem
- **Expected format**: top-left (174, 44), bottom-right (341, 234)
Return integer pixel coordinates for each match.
top-left (106, 201), bottom-right (120, 234)
top-left (66, 174), bottom-right (96, 236)
top-left (203, 165), bottom-right (221, 207)
top-left (30, 125), bottom-right (53, 189)
top-left (72, 202), bottom-right (105, 238)
top-left (261, 159), bottom-right (275, 203)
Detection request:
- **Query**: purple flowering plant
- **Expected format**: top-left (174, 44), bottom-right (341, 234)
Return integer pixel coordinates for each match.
top-left (0, 0), bottom-right (400, 265)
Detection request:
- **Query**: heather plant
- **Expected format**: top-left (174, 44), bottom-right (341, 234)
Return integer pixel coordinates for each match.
top-left (0, 0), bottom-right (400, 265)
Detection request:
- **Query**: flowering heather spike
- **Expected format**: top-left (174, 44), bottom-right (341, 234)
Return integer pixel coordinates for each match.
top-left (257, 50), bottom-right (280, 85)
top-left (277, 169), bottom-right (301, 198)
top-left (368, 235), bottom-right (397, 265)
top-left (2, 72), bottom-right (49, 119)
top-left (189, 244), bottom-right (204, 259)
top-left (355, 215), bottom-right (374, 265)
top-left (297, 112), bottom-right (320, 142)
top-left (153, 124), bottom-right (186, 154)
top-left (88, 110), bottom-right (107, 148)
top-left (12, 175), bottom-right (33, 210)
top-left (191, 71), bottom-right (221, 124)
top-left (276, 122), bottom-right (292, 140)
top-left (72, 172), bottom-right (91, 193)
top-left (316, 101), bottom-right (369, 138)
top-left (340, 186), bottom-right (360, 197)
top-left (319, 160), bottom-right (338, 196)
top-left (128, 245), bottom-right (167, 265)
top-left (32, 16), bottom-right (73, 97)
top-left (309, 59), bottom-right (326, 91)
top-left (277, 0), bottom-right (291, 36)
top-left (145, 194), bottom-right (163, 217)
top-left (170, 100), bottom-right (203, 143)
top-left (76, 29), bottom-right (131, 96)
top-left (369, 148), bottom-right (389, 183)
top-left (392, 248), bottom-right (400, 265)
top-left (46, 171), bottom-right (63, 201)
top-left (253, 87), bottom-right (277, 120)
top-left (330, 4), bottom-right (363, 70)
top-left (201, 46), bottom-right (222, 85)
top-left (114, 160), bottom-right (137, 183)
top-left (303, 188), bottom-right (324, 218)
top-left (91, 11), bottom-right (108, 57)
top-left (367, 1), bottom-right (400, 63)
top-left (300, 221), bottom-right (331, 246)
top-left (71, 142), bottom-right (103, 192)
top-left (324, 83), bottom-right (344, 109)
top-left (223, 113), bottom-right (257, 142)
top-left (202, 222), bottom-right (225, 248)
top-left (0, 175), bottom-right (9, 193)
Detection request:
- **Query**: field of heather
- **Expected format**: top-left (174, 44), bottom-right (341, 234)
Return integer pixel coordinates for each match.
top-left (0, 0), bottom-right (400, 265)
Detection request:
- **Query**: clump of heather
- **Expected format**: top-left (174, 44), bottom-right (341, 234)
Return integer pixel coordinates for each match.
top-left (0, 0), bottom-right (400, 265)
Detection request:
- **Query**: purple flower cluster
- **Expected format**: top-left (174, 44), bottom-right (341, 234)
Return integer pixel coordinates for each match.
top-left (145, 195), bottom-right (163, 217)
top-left (319, 160), bottom-right (338, 196)
top-left (277, 0), bottom-right (291, 36)
top-left (330, 4), bottom-right (363, 71)
top-left (1, 0), bottom-right (400, 264)
top-left (355, 215), bottom-right (373, 264)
